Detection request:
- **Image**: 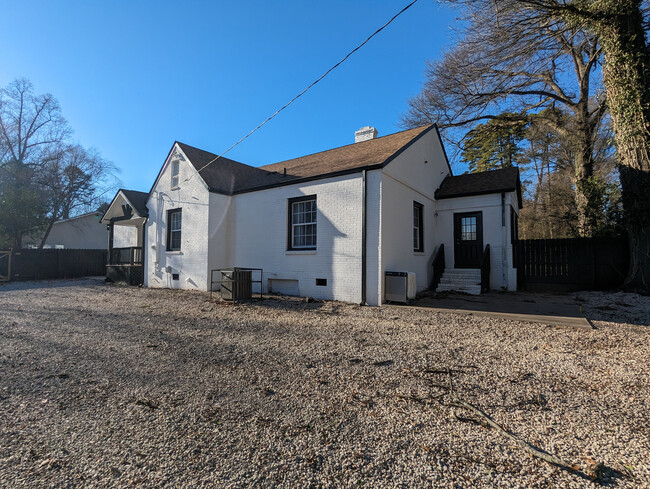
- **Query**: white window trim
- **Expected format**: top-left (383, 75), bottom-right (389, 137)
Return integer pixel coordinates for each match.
top-left (171, 160), bottom-right (180, 189)
top-left (288, 195), bottom-right (317, 250)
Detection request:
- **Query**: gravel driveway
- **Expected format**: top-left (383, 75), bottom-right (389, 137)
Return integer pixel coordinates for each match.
top-left (1, 279), bottom-right (649, 488)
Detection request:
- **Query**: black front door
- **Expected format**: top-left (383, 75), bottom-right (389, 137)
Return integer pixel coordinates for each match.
top-left (454, 212), bottom-right (483, 268)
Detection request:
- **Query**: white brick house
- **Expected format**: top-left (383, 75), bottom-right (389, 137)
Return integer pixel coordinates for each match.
top-left (102, 125), bottom-right (522, 304)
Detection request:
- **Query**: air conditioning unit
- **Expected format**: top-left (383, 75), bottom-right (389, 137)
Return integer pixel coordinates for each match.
top-left (221, 269), bottom-right (253, 301)
top-left (385, 271), bottom-right (416, 303)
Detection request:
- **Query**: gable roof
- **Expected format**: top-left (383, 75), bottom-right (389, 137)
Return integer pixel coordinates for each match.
top-left (435, 166), bottom-right (523, 208)
top-left (177, 124), bottom-right (437, 195)
top-left (176, 143), bottom-right (287, 195)
top-left (120, 189), bottom-right (149, 217)
top-left (101, 188), bottom-right (149, 223)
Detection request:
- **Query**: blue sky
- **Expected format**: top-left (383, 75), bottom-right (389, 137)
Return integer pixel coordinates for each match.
top-left (0, 0), bottom-right (460, 193)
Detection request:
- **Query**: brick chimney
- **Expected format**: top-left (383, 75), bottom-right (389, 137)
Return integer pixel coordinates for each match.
top-left (355, 126), bottom-right (378, 143)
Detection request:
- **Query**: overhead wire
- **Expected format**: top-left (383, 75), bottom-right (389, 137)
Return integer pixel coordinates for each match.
top-left (195, 0), bottom-right (419, 174)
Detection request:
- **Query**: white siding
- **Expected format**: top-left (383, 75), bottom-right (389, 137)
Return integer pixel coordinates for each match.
top-left (365, 170), bottom-right (382, 306)
top-left (232, 174), bottom-right (366, 304)
top-left (207, 192), bottom-right (234, 287)
top-left (145, 146), bottom-right (211, 290)
top-left (380, 130), bottom-right (451, 299)
top-left (44, 213), bottom-right (108, 249)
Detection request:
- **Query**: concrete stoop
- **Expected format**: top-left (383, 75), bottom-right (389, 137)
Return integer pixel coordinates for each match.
top-left (436, 268), bottom-right (482, 295)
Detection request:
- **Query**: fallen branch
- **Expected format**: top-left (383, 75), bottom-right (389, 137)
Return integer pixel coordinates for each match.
top-left (440, 369), bottom-right (606, 481)
top-left (449, 399), bottom-right (581, 473)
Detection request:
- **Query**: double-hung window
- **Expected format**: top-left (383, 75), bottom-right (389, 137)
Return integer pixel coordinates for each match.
top-left (167, 208), bottom-right (182, 251)
top-left (288, 195), bottom-right (317, 250)
top-left (413, 201), bottom-right (424, 252)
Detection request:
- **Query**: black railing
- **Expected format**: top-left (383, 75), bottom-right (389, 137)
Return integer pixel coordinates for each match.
top-left (480, 244), bottom-right (490, 293)
top-left (432, 243), bottom-right (445, 290)
top-left (109, 247), bottom-right (143, 265)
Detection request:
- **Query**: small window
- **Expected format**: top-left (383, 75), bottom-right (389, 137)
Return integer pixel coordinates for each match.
top-left (315, 278), bottom-right (327, 286)
top-left (413, 201), bottom-right (424, 252)
top-left (171, 160), bottom-right (180, 188)
top-left (288, 195), bottom-right (317, 250)
top-left (166, 208), bottom-right (182, 251)
top-left (172, 273), bottom-right (179, 281)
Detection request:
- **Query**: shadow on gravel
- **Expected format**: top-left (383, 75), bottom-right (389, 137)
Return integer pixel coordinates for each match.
top-left (0, 277), bottom-right (105, 292)
top-left (409, 291), bottom-right (593, 329)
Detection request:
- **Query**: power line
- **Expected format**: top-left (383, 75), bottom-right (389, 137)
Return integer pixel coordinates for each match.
top-left (196, 0), bottom-right (419, 174)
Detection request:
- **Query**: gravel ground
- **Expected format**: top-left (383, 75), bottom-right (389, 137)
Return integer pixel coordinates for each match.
top-left (1, 278), bottom-right (649, 488)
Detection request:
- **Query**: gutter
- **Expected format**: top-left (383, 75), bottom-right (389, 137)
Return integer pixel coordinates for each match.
top-left (361, 169), bottom-right (367, 305)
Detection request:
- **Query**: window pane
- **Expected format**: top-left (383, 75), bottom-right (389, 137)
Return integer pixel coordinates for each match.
top-left (171, 231), bottom-right (181, 249)
top-left (290, 198), bottom-right (316, 248)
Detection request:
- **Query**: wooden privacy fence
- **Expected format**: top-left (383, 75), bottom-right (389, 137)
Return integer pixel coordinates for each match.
top-left (1, 249), bottom-right (107, 282)
top-left (513, 237), bottom-right (629, 292)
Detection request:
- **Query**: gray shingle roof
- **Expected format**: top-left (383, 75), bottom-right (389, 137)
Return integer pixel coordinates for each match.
top-left (434, 167), bottom-right (522, 207)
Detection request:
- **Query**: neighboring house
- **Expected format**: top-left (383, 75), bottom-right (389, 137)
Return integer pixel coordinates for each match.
top-left (22, 212), bottom-right (108, 249)
top-left (102, 124), bottom-right (522, 304)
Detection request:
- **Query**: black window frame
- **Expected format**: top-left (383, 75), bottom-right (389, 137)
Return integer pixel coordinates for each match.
top-left (166, 208), bottom-right (182, 251)
top-left (510, 205), bottom-right (519, 243)
top-left (413, 201), bottom-right (424, 252)
top-left (287, 195), bottom-right (317, 251)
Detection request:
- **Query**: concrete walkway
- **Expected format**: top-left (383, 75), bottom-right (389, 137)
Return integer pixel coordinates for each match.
top-left (409, 291), bottom-right (593, 329)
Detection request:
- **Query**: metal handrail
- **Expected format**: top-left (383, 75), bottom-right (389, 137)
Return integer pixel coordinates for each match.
top-left (480, 244), bottom-right (490, 293)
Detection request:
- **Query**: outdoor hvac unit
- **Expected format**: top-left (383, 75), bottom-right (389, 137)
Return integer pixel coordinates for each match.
top-left (384, 271), bottom-right (416, 303)
top-left (220, 269), bottom-right (253, 301)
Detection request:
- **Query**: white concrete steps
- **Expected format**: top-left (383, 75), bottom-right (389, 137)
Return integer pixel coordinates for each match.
top-left (436, 268), bottom-right (482, 295)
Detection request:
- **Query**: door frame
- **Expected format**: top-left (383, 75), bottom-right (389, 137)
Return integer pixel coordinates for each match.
top-left (453, 211), bottom-right (483, 268)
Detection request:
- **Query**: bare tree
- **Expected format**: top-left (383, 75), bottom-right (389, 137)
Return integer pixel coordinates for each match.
top-left (0, 78), bottom-right (118, 249)
top-left (0, 78), bottom-right (70, 166)
top-left (37, 144), bottom-right (118, 248)
top-left (402, 3), bottom-right (607, 236)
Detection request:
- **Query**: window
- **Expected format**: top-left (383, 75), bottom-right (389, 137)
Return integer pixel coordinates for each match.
top-left (171, 160), bottom-right (180, 188)
top-left (413, 201), bottom-right (424, 252)
top-left (460, 216), bottom-right (477, 241)
top-left (166, 208), bottom-right (182, 251)
top-left (288, 195), bottom-right (317, 250)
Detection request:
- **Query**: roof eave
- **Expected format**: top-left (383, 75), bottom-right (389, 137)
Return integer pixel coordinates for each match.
top-left (435, 187), bottom-right (518, 200)
top-left (232, 164), bottom-right (385, 195)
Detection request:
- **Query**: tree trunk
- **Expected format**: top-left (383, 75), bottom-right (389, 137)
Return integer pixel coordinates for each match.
top-left (38, 219), bottom-right (55, 250)
top-left (619, 166), bottom-right (650, 289)
top-left (593, 2), bottom-right (650, 289)
top-left (572, 112), bottom-right (596, 237)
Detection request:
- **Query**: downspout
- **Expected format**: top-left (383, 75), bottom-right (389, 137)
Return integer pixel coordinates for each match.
top-left (108, 220), bottom-right (114, 266)
top-left (501, 192), bottom-right (507, 289)
top-left (361, 170), bottom-right (367, 305)
top-left (141, 217), bottom-right (148, 286)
